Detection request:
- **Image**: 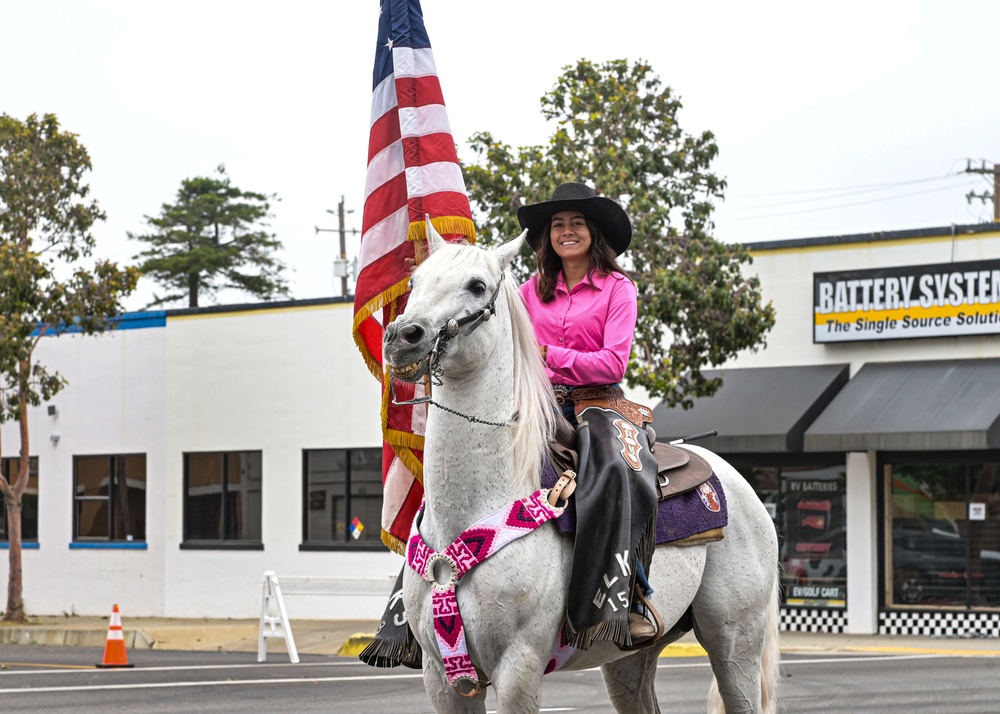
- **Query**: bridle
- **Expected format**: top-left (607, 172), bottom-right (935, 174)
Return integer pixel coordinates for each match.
top-left (390, 271), bottom-right (515, 427)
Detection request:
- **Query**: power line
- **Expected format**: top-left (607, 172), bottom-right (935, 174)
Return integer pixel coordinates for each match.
top-left (730, 173), bottom-right (960, 199)
top-left (727, 173), bottom-right (965, 212)
top-left (726, 179), bottom-right (981, 221)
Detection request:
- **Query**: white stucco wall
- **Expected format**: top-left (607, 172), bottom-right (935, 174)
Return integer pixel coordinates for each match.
top-left (1, 322), bottom-right (168, 616)
top-left (1, 302), bottom-right (399, 619)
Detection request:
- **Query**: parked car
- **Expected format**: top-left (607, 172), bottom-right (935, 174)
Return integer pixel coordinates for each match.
top-left (892, 517), bottom-right (976, 605)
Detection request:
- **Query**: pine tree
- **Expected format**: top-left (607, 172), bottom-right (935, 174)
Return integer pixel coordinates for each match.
top-left (130, 165), bottom-right (288, 308)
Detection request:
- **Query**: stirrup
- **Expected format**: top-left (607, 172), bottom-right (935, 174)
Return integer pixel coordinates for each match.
top-left (622, 584), bottom-right (667, 651)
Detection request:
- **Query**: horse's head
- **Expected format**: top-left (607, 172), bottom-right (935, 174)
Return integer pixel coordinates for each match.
top-left (383, 221), bottom-right (524, 384)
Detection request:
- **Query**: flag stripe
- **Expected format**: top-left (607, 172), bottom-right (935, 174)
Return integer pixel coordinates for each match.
top-left (395, 74), bottom-right (445, 108)
top-left (362, 173), bottom-right (409, 235)
top-left (358, 204), bottom-right (410, 272)
top-left (407, 190), bottom-right (476, 227)
top-left (398, 104), bottom-right (453, 139)
top-left (405, 161), bottom-right (467, 199)
top-left (402, 133), bottom-right (460, 171)
top-left (368, 109), bottom-right (402, 165)
top-left (365, 141), bottom-right (405, 202)
top-left (392, 46), bottom-right (438, 80)
top-left (369, 74), bottom-right (398, 132)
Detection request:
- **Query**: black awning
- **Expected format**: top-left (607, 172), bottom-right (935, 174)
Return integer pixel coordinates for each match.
top-left (804, 358), bottom-right (1000, 452)
top-left (651, 364), bottom-right (849, 453)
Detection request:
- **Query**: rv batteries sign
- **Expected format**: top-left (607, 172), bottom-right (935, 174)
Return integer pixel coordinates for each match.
top-left (814, 259), bottom-right (1000, 343)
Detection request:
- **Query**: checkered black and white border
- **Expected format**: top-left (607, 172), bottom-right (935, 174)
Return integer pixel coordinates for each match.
top-left (879, 610), bottom-right (1000, 638)
top-left (779, 606), bottom-right (847, 633)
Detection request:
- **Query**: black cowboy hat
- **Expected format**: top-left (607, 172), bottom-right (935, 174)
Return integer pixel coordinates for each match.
top-left (516, 182), bottom-right (632, 255)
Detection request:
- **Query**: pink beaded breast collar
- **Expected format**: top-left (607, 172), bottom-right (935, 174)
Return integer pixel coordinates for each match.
top-left (406, 487), bottom-right (566, 697)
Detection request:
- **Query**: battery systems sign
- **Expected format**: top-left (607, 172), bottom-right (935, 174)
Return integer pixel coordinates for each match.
top-left (814, 258), bottom-right (1000, 343)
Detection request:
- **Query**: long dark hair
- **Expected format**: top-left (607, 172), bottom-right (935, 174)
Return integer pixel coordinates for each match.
top-left (533, 217), bottom-right (627, 303)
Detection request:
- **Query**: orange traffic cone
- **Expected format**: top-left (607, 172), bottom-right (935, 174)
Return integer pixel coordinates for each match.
top-left (96, 604), bottom-right (134, 668)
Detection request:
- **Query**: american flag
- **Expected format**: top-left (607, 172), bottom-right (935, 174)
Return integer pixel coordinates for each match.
top-left (353, 0), bottom-right (476, 555)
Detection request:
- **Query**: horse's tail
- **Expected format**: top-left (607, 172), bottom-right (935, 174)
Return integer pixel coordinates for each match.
top-left (705, 576), bottom-right (782, 714)
top-left (759, 577), bottom-right (781, 714)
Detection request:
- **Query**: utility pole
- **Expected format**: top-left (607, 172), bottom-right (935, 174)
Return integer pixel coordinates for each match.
top-left (315, 195), bottom-right (360, 297)
top-left (964, 160), bottom-right (1000, 222)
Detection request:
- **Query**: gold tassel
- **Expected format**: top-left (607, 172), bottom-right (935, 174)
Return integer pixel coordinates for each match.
top-left (407, 216), bottom-right (477, 243)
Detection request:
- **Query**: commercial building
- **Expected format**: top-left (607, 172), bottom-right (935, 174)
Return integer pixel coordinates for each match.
top-left (2, 222), bottom-right (998, 636)
top-left (0, 300), bottom-right (394, 620)
top-left (655, 222), bottom-right (1000, 636)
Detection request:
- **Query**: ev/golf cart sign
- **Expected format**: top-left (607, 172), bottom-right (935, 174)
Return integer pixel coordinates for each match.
top-left (813, 259), bottom-right (1000, 343)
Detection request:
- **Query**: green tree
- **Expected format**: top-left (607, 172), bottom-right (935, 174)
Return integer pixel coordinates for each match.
top-left (464, 59), bottom-right (776, 408)
top-left (129, 166), bottom-right (288, 308)
top-left (0, 113), bottom-right (139, 622)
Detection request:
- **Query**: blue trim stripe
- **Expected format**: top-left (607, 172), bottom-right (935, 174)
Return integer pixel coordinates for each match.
top-left (114, 311), bottom-right (167, 330)
top-left (69, 542), bottom-right (148, 550)
top-left (0, 542), bottom-right (39, 549)
top-left (33, 311), bottom-right (166, 337)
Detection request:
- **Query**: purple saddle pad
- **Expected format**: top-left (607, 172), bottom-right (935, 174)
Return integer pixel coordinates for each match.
top-left (542, 459), bottom-right (728, 545)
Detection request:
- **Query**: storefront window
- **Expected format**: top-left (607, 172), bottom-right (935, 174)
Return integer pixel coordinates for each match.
top-left (886, 460), bottom-right (1000, 608)
top-left (744, 462), bottom-right (847, 608)
top-left (780, 466), bottom-right (847, 607)
top-left (0, 457), bottom-right (39, 542)
top-left (302, 448), bottom-right (383, 546)
top-left (183, 451), bottom-right (262, 544)
top-left (73, 454), bottom-right (146, 541)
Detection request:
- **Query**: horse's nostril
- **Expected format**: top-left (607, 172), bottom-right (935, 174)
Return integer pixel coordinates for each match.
top-left (384, 323), bottom-right (399, 344)
top-left (400, 324), bottom-right (425, 344)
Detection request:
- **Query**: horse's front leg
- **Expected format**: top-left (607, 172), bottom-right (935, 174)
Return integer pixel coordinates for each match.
top-left (487, 641), bottom-right (549, 714)
top-left (421, 659), bottom-right (488, 714)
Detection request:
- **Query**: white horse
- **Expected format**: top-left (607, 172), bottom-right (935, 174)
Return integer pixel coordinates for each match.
top-left (382, 225), bottom-right (780, 714)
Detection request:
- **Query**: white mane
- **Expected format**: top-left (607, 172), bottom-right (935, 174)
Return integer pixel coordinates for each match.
top-left (499, 260), bottom-right (560, 495)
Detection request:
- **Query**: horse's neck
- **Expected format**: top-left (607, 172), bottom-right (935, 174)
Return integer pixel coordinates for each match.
top-left (419, 369), bottom-right (522, 550)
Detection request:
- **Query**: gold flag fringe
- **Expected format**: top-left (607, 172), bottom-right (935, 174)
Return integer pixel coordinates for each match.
top-left (381, 528), bottom-right (405, 555)
top-left (407, 215), bottom-right (476, 244)
top-left (352, 277), bottom-right (411, 381)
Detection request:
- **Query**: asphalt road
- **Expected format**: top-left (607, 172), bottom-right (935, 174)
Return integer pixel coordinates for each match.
top-left (1, 645), bottom-right (998, 713)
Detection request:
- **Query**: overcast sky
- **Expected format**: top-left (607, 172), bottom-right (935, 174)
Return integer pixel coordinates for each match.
top-left (4, 0), bottom-right (999, 310)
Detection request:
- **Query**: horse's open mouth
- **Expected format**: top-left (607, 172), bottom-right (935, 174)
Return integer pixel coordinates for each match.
top-left (388, 359), bottom-right (425, 382)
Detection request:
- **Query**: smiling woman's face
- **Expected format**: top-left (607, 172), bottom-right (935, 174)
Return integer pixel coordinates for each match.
top-left (549, 210), bottom-right (592, 263)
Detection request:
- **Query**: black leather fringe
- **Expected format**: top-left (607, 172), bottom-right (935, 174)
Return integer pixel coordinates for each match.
top-left (358, 634), bottom-right (422, 669)
top-left (357, 566), bottom-right (422, 669)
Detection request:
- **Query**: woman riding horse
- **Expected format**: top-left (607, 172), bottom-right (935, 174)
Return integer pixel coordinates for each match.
top-left (517, 182), bottom-right (657, 644)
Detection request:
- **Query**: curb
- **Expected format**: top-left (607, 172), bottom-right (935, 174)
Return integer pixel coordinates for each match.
top-left (660, 642), bottom-right (707, 658)
top-left (0, 627), bottom-right (155, 649)
top-left (338, 633), bottom-right (376, 657)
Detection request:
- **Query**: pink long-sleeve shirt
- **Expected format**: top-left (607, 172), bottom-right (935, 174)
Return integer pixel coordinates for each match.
top-left (519, 270), bottom-right (638, 387)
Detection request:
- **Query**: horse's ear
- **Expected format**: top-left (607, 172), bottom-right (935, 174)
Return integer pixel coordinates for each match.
top-left (495, 230), bottom-right (526, 270)
top-left (425, 215), bottom-right (448, 254)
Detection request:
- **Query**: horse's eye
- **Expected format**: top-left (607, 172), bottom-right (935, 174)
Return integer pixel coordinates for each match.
top-left (468, 279), bottom-right (486, 295)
